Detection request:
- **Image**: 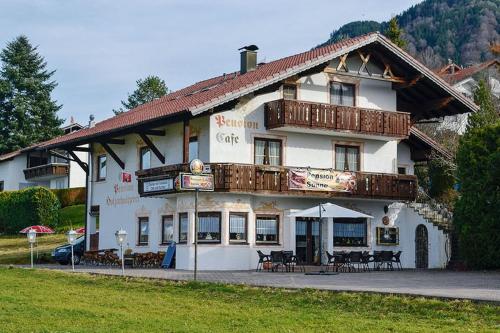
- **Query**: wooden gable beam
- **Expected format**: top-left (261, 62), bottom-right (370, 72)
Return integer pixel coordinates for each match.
top-left (99, 142), bottom-right (125, 169)
top-left (66, 146), bottom-right (91, 153)
top-left (357, 51), bottom-right (371, 76)
top-left (100, 138), bottom-right (125, 145)
top-left (336, 54), bottom-right (349, 72)
top-left (393, 74), bottom-right (424, 90)
top-left (400, 97), bottom-right (455, 115)
top-left (138, 133), bottom-right (165, 164)
top-left (67, 150), bottom-right (89, 173)
top-left (141, 129), bottom-right (165, 136)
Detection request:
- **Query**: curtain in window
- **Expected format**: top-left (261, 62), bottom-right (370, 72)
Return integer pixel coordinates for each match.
top-left (255, 140), bottom-right (266, 164)
top-left (229, 214), bottom-right (246, 234)
top-left (141, 148), bottom-right (151, 170)
top-left (311, 221), bottom-right (320, 236)
top-left (162, 217), bottom-right (173, 243)
top-left (268, 141), bottom-right (281, 166)
top-left (139, 219), bottom-right (149, 243)
top-left (347, 147), bottom-right (359, 171)
top-left (334, 222), bottom-right (365, 238)
top-left (198, 214), bottom-right (220, 233)
top-left (335, 146), bottom-right (346, 170)
top-left (256, 218), bottom-right (277, 235)
top-left (330, 83), bottom-right (342, 105)
top-left (99, 156), bottom-right (107, 178)
top-left (342, 84), bottom-right (354, 106)
top-left (295, 221), bottom-right (307, 236)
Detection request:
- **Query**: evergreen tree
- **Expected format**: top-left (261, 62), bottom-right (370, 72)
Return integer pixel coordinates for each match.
top-left (0, 36), bottom-right (63, 154)
top-left (466, 79), bottom-right (498, 132)
top-left (385, 17), bottom-right (407, 49)
top-left (113, 75), bottom-right (168, 115)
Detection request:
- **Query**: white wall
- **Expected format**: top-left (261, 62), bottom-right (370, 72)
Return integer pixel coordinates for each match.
top-left (397, 142), bottom-right (415, 175)
top-left (0, 154), bottom-right (27, 190)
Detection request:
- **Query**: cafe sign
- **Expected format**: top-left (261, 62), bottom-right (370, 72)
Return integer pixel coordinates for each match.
top-left (176, 173), bottom-right (214, 191)
top-left (143, 178), bottom-right (174, 193)
top-left (289, 168), bottom-right (356, 192)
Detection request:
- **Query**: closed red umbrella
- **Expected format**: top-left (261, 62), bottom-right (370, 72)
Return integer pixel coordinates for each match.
top-left (19, 225), bottom-right (55, 234)
top-left (74, 227), bottom-right (85, 234)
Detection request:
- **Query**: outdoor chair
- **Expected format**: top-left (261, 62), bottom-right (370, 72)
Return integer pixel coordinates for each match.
top-left (372, 251), bottom-right (382, 270)
top-left (361, 251), bottom-right (371, 272)
top-left (283, 251), bottom-right (304, 272)
top-left (256, 250), bottom-right (271, 272)
top-left (325, 251), bottom-right (335, 272)
top-left (270, 251), bottom-right (285, 272)
top-left (330, 251), bottom-right (349, 272)
top-left (348, 251), bottom-right (364, 272)
top-left (392, 251), bottom-right (403, 270)
top-left (380, 251), bottom-right (394, 271)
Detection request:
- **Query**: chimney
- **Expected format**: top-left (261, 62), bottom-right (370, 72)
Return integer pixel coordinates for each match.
top-left (239, 45), bottom-right (259, 74)
top-left (89, 114), bottom-right (95, 128)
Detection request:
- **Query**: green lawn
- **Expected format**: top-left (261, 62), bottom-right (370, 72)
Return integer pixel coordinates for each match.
top-left (0, 268), bottom-right (498, 332)
top-left (57, 204), bottom-right (85, 232)
top-left (0, 234), bottom-right (66, 264)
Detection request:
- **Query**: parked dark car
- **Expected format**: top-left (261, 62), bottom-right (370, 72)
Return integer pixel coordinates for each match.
top-left (52, 236), bottom-right (84, 265)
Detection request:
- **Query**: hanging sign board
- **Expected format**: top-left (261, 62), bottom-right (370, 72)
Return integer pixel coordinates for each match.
top-left (289, 168), bottom-right (356, 192)
top-left (143, 178), bottom-right (174, 193)
top-left (176, 173), bottom-right (214, 191)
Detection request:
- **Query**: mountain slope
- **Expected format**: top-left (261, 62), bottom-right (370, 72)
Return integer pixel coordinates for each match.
top-left (322, 0), bottom-right (499, 68)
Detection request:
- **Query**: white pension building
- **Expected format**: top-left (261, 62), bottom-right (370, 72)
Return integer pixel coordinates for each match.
top-left (33, 33), bottom-right (477, 270)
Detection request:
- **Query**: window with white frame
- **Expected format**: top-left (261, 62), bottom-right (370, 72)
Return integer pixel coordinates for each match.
top-left (197, 212), bottom-right (221, 243)
top-left (178, 213), bottom-right (188, 243)
top-left (97, 155), bottom-right (107, 181)
top-left (255, 215), bottom-right (279, 244)
top-left (229, 213), bottom-right (247, 243)
top-left (138, 217), bottom-right (149, 245)
top-left (140, 146), bottom-right (151, 170)
top-left (161, 215), bottom-right (174, 244)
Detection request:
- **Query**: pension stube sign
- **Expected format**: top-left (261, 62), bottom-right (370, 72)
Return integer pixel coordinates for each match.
top-left (143, 178), bottom-right (174, 193)
top-left (288, 168), bottom-right (356, 192)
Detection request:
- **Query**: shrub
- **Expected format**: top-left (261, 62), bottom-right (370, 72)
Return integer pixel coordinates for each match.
top-left (454, 123), bottom-right (500, 269)
top-left (0, 187), bottom-right (60, 234)
top-left (51, 187), bottom-right (86, 208)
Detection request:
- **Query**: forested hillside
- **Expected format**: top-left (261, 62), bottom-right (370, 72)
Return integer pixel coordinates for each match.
top-left (321, 0), bottom-right (499, 69)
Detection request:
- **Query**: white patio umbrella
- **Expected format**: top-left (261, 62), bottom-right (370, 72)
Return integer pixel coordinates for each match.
top-left (290, 203), bottom-right (373, 269)
top-left (290, 202), bottom-right (373, 219)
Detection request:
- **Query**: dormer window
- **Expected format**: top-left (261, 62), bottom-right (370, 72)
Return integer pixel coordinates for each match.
top-left (330, 82), bottom-right (355, 106)
top-left (283, 84), bottom-right (297, 100)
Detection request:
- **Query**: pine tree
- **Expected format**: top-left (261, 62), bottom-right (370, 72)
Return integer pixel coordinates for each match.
top-left (385, 17), bottom-right (407, 49)
top-left (0, 36), bottom-right (63, 154)
top-left (466, 79), bottom-right (498, 132)
top-left (113, 75), bottom-right (168, 115)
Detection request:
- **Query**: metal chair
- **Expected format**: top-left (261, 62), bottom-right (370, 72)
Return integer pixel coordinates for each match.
top-left (283, 250), bottom-right (304, 272)
top-left (380, 251), bottom-right (394, 271)
top-left (372, 251), bottom-right (382, 270)
top-left (392, 251), bottom-right (403, 270)
top-left (270, 251), bottom-right (285, 272)
top-left (348, 251), bottom-right (364, 272)
top-left (256, 250), bottom-right (271, 272)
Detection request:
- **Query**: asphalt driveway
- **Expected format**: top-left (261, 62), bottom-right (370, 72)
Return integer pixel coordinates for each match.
top-left (28, 265), bottom-right (500, 302)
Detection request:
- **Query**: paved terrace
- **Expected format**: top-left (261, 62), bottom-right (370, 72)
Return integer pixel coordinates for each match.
top-left (28, 265), bottom-right (500, 303)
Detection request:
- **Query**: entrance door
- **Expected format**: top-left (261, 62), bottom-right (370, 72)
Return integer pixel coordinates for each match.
top-left (296, 218), bottom-right (320, 265)
top-left (415, 224), bottom-right (428, 269)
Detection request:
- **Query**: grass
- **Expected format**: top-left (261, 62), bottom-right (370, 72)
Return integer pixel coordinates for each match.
top-left (0, 268), bottom-right (498, 333)
top-left (0, 234), bottom-right (66, 264)
top-left (57, 204), bottom-right (85, 232)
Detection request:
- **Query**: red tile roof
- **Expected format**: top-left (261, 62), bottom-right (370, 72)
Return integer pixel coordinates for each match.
top-left (0, 32), bottom-right (478, 154)
top-left (439, 60), bottom-right (499, 85)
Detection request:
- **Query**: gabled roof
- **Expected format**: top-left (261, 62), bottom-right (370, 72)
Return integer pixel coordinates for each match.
top-left (439, 60), bottom-right (500, 85)
top-left (0, 149), bottom-right (22, 162)
top-left (20, 32), bottom-right (478, 150)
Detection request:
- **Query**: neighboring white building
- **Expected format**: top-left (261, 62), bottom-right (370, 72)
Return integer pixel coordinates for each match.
top-left (35, 33), bottom-right (477, 270)
top-left (0, 121), bottom-right (87, 191)
top-left (437, 60), bottom-right (499, 134)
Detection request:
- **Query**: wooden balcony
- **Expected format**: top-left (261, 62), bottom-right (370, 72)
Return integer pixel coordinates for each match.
top-left (265, 99), bottom-right (411, 138)
top-left (136, 163), bottom-right (417, 201)
top-left (23, 163), bottom-right (69, 180)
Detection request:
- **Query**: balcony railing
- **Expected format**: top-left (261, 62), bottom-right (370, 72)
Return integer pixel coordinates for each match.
top-left (136, 163), bottom-right (417, 201)
top-left (265, 99), bottom-right (411, 138)
top-left (23, 163), bottom-right (69, 180)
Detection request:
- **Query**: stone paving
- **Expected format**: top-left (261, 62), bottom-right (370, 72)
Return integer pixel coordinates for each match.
top-left (29, 264), bottom-right (500, 302)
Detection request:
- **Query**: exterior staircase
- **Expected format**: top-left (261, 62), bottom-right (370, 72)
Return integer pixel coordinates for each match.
top-left (407, 188), bottom-right (454, 233)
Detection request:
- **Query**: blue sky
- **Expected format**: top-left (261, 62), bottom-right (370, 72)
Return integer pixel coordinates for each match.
top-left (0, 0), bottom-right (422, 124)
